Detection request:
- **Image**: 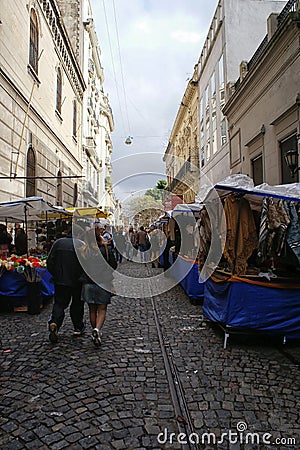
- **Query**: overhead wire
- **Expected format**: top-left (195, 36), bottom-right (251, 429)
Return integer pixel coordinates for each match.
top-left (102, 0), bottom-right (126, 136)
top-left (112, 0), bottom-right (132, 136)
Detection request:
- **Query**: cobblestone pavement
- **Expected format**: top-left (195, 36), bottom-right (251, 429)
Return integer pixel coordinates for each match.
top-left (0, 261), bottom-right (299, 450)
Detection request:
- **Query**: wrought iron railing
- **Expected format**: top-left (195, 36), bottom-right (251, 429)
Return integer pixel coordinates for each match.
top-left (247, 35), bottom-right (269, 72)
top-left (277, 0), bottom-right (299, 26)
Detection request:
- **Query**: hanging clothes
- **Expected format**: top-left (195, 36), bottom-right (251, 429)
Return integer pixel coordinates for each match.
top-left (284, 201), bottom-right (300, 264)
top-left (258, 197), bottom-right (291, 264)
top-left (257, 197), bottom-right (269, 262)
top-left (196, 208), bottom-right (211, 270)
top-left (223, 194), bottom-right (258, 275)
top-left (273, 199), bottom-right (290, 256)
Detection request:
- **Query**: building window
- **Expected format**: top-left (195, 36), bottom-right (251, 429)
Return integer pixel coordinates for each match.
top-left (56, 68), bottom-right (62, 114)
top-left (220, 117), bottom-right (227, 146)
top-left (56, 170), bottom-right (63, 206)
top-left (73, 100), bottom-right (77, 138)
top-left (26, 145), bottom-right (36, 197)
top-left (29, 9), bottom-right (39, 74)
top-left (281, 134), bottom-right (298, 183)
top-left (252, 155), bottom-right (263, 186)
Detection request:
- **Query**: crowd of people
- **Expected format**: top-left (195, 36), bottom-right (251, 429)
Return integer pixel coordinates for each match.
top-left (46, 221), bottom-right (171, 348)
top-left (0, 223), bottom-right (27, 257)
top-left (1, 218), bottom-right (173, 347)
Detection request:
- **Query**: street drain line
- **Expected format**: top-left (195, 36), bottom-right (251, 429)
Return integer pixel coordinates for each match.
top-left (146, 269), bottom-right (199, 449)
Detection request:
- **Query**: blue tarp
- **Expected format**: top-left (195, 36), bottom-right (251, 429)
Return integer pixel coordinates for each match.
top-left (203, 277), bottom-right (300, 338)
top-left (0, 268), bottom-right (54, 298)
top-left (168, 255), bottom-right (204, 300)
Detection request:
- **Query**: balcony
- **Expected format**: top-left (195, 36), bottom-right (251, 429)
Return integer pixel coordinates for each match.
top-left (169, 156), bottom-right (199, 193)
top-left (85, 136), bottom-right (96, 159)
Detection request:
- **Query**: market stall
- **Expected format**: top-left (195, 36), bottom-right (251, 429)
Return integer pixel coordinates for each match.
top-left (0, 198), bottom-right (111, 313)
top-left (0, 198), bottom-right (75, 313)
top-left (0, 261), bottom-right (54, 313)
top-left (161, 203), bottom-right (205, 303)
top-left (198, 176), bottom-right (300, 347)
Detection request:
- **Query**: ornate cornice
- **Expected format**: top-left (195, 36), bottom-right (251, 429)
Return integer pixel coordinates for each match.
top-left (38, 0), bottom-right (86, 98)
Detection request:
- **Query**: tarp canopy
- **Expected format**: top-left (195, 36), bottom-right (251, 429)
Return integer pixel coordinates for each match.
top-left (196, 175), bottom-right (300, 210)
top-left (66, 207), bottom-right (108, 219)
top-left (172, 203), bottom-right (203, 215)
top-left (0, 197), bottom-right (72, 222)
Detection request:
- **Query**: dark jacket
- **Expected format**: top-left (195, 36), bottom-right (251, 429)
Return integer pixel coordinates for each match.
top-left (47, 236), bottom-right (84, 287)
top-left (79, 244), bottom-right (116, 291)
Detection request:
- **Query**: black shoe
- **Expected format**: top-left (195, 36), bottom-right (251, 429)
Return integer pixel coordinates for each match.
top-left (73, 326), bottom-right (85, 337)
top-left (49, 322), bottom-right (58, 344)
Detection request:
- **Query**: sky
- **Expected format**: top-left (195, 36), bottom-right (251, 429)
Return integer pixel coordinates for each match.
top-left (90, 0), bottom-right (217, 201)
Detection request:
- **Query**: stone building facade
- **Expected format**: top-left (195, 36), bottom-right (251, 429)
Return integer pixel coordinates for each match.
top-left (0, 0), bottom-right (117, 218)
top-left (197, 0), bottom-right (287, 186)
top-left (163, 64), bottom-right (200, 203)
top-left (0, 0), bottom-right (86, 206)
top-left (81, 0), bottom-right (115, 213)
top-left (164, 0), bottom-right (288, 196)
top-left (223, 1), bottom-right (300, 185)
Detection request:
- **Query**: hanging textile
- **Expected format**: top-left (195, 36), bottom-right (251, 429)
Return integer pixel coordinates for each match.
top-left (273, 199), bottom-right (290, 256)
top-left (257, 197), bottom-right (269, 263)
top-left (223, 194), bottom-right (258, 275)
top-left (258, 197), bottom-right (291, 263)
top-left (196, 208), bottom-right (211, 270)
top-left (285, 201), bottom-right (300, 264)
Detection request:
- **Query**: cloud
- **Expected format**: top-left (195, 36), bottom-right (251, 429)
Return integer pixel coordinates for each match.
top-left (170, 30), bottom-right (202, 44)
top-left (90, 0), bottom-right (217, 197)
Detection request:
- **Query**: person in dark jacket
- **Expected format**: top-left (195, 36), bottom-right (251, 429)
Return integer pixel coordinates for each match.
top-left (47, 224), bottom-right (85, 343)
top-left (14, 227), bottom-right (28, 256)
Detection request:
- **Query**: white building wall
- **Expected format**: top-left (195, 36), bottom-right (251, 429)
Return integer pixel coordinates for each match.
top-left (197, 0), bottom-right (287, 185)
top-left (0, 0), bottom-right (85, 205)
top-left (81, 0), bottom-right (115, 211)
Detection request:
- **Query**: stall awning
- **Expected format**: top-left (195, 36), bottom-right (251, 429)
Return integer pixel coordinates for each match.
top-left (66, 207), bottom-right (108, 219)
top-left (0, 197), bottom-right (72, 222)
top-left (196, 175), bottom-right (300, 209)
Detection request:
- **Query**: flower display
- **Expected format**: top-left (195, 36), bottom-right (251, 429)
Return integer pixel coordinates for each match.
top-left (0, 255), bottom-right (47, 282)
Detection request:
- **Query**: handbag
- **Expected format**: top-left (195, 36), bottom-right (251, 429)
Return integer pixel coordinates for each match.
top-left (104, 244), bottom-right (118, 270)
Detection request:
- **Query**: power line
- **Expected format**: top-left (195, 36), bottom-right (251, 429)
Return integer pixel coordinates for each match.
top-left (102, 0), bottom-right (126, 136)
top-left (112, 0), bottom-right (131, 135)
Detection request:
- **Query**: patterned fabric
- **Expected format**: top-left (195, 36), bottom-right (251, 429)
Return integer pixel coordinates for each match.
top-left (257, 197), bottom-right (269, 262)
top-left (258, 197), bottom-right (292, 264)
top-left (285, 201), bottom-right (300, 264)
top-left (196, 208), bottom-right (211, 271)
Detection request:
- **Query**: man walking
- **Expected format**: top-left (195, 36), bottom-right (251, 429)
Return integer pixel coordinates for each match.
top-left (47, 224), bottom-right (85, 343)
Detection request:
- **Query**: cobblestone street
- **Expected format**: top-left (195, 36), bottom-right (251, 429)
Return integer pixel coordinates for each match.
top-left (1, 261), bottom-right (299, 450)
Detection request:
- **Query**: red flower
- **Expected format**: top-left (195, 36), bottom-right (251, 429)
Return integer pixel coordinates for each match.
top-left (32, 262), bottom-right (41, 268)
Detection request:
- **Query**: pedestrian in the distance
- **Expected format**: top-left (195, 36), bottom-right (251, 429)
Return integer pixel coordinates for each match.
top-left (149, 225), bottom-right (162, 268)
top-left (80, 228), bottom-right (117, 346)
top-left (113, 228), bottom-right (126, 263)
top-left (47, 224), bottom-right (85, 344)
top-left (136, 226), bottom-right (148, 263)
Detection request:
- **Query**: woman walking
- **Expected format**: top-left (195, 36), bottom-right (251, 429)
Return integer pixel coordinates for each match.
top-left (80, 228), bottom-right (117, 346)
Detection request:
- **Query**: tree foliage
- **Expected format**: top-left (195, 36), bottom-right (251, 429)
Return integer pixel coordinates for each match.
top-left (145, 179), bottom-right (167, 202)
top-left (123, 194), bottom-right (164, 226)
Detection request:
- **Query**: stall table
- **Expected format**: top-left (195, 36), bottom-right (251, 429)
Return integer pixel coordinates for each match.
top-left (0, 268), bottom-right (54, 312)
top-left (204, 272), bottom-right (300, 348)
top-left (168, 253), bottom-right (204, 303)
